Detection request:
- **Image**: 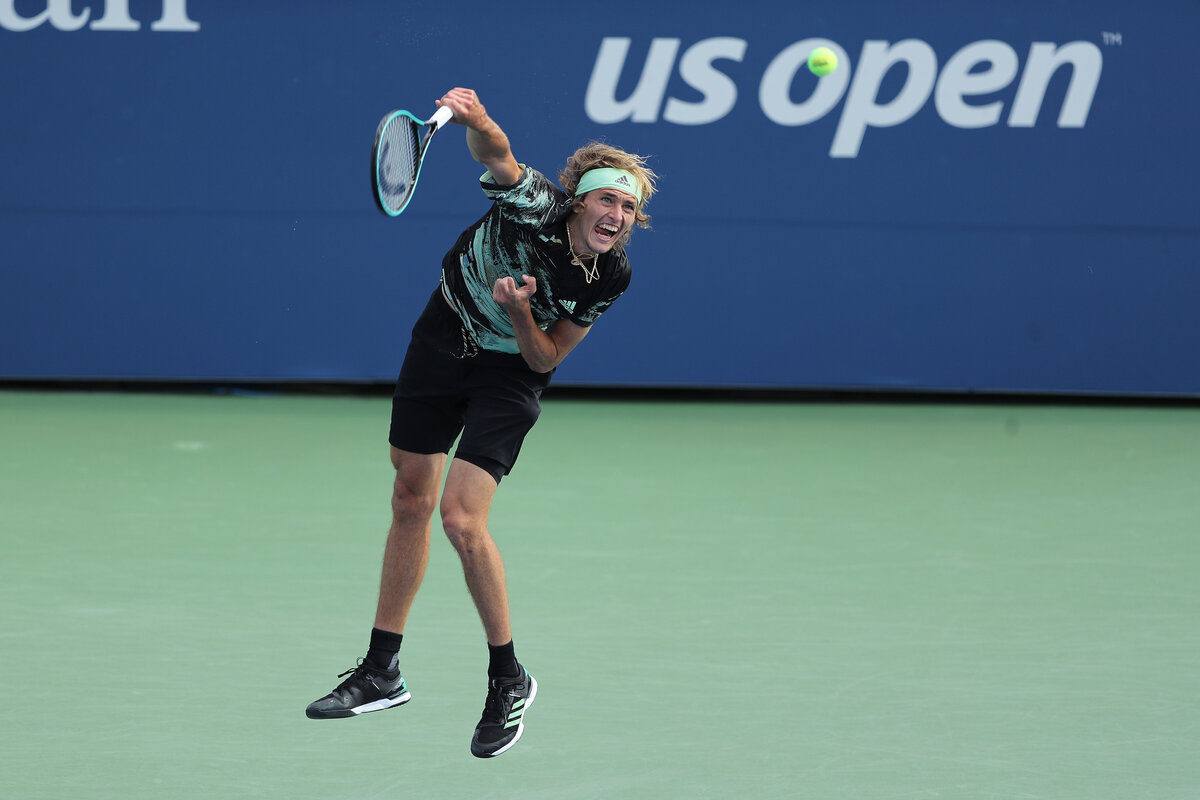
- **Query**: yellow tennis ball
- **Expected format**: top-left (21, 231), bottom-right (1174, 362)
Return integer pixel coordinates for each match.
top-left (808, 47), bottom-right (838, 77)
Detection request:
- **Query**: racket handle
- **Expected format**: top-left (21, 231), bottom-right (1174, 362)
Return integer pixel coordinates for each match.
top-left (427, 105), bottom-right (454, 129)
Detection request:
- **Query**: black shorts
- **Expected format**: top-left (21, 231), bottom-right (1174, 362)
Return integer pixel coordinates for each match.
top-left (388, 289), bottom-right (553, 483)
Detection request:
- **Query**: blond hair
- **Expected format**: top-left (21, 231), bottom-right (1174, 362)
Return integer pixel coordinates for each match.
top-left (558, 142), bottom-right (657, 242)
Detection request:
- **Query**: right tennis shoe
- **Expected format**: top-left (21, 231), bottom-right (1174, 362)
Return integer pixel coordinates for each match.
top-left (305, 659), bottom-right (411, 719)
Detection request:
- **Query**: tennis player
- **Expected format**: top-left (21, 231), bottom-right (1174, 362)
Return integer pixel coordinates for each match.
top-left (306, 87), bottom-right (657, 759)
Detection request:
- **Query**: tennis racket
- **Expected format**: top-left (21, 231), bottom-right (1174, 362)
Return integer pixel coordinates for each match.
top-left (371, 104), bottom-right (454, 217)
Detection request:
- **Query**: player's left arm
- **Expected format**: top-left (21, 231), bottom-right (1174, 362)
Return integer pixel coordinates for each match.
top-left (493, 275), bottom-right (591, 373)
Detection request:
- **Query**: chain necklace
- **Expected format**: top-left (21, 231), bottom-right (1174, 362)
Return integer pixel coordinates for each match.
top-left (565, 221), bottom-right (600, 284)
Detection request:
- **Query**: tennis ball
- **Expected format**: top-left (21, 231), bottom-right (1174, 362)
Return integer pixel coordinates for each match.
top-left (808, 47), bottom-right (838, 77)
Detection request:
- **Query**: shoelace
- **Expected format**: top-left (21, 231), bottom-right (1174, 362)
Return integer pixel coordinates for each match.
top-left (481, 679), bottom-right (521, 725)
top-left (334, 660), bottom-right (389, 693)
top-left (336, 660), bottom-right (367, 680)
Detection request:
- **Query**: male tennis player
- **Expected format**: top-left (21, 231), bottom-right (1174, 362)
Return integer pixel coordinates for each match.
top-left (306, 87), bottom-right (657, 759)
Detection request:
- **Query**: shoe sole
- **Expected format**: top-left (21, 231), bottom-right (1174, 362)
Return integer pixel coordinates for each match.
top-left (471, 675), bottom-right (537, 758)
top-left (305, 689), bottom-right (411, 719)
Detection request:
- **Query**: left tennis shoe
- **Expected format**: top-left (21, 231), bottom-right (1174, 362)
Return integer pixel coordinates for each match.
top-left (470, 666), bottom-right (537, 758)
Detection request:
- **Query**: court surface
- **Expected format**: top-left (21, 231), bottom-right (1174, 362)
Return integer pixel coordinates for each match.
top-left (1, 389), bottom-right (1197, 799)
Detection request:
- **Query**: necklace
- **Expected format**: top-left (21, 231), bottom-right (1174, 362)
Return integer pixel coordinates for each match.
top-left (565, 221), bottom-right (600, 284)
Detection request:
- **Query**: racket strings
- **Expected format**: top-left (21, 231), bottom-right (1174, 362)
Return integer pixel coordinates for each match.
top-left (376, 118), bottom-right (422, 212)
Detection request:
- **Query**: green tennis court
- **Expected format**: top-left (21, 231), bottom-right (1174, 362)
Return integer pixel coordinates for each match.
top-left (2, 389), bottom-right (1197, 799)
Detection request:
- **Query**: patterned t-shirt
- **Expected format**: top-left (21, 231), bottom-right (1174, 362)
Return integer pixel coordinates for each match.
top-left (439, 166), bottom-right (632, 354)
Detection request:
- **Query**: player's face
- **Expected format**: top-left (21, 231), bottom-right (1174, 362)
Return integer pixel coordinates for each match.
top-left (572, 188), bottom-right (638, 254)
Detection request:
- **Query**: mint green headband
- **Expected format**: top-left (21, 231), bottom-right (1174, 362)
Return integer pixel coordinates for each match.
top-left (575, 167), bottom-right (642, 204)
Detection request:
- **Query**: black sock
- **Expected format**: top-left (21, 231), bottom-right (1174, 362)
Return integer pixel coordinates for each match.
top-left (487, 640), bottom-right (520, 679)
top-left (366, 628), bottom-right (404, 672)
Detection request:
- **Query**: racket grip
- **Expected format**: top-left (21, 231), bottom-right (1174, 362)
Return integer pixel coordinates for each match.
top-left (427, 105), bottom-right (454, 129)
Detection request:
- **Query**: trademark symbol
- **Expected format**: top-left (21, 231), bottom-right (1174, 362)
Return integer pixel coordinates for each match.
top-left (1102, 32), bottom-right (1123, 46)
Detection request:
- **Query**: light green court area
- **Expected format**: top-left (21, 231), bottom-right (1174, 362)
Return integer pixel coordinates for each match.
top-left (1, 389), bottom-right (1197, 799)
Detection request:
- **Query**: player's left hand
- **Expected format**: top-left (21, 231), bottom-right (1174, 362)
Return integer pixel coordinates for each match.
top-left (493, 274), bottom-right (537, 311)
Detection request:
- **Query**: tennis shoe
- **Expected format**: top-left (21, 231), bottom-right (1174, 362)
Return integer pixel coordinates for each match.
top-left (305, 659), bottom-right (410, 719)
top-left (470, 666), bottom-right (537, 758)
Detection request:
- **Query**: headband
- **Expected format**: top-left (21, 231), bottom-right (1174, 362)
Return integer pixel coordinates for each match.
top-left (574, 167), bottom-right (642, 204)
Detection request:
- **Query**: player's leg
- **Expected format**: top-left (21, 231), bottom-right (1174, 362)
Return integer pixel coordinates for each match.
top-left (440, 457), bottom-right (509, 645)
top-left (305, 447), bottom-right (445, 720)
top-left (375, 446), bottom-right (447, 634)
top-left (440, 458), bottom-right (537, 758)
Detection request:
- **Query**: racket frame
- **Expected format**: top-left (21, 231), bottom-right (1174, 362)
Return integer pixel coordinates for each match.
top-left (371, 105), bottom-right (454, 217)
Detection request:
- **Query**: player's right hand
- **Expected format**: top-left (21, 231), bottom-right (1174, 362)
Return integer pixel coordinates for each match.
top-left (436, 87), bottom-right (488, 128)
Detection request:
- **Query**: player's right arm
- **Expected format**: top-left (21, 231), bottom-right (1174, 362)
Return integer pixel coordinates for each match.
top-left (435, 88), bottom-right (521, 185)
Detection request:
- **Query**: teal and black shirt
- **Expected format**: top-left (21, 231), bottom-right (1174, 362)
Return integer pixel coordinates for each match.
top-left (439, 166), bottom-right (631, 354)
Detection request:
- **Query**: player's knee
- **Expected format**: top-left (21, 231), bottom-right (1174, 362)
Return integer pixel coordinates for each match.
top-left (440, 507), bottom-right (487, 554)
top-left (391, 476), bottom-right (438, 524)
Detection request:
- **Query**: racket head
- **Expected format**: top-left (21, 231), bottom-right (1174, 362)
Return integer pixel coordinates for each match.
top-left (371, 110), bottom-right (424, 216)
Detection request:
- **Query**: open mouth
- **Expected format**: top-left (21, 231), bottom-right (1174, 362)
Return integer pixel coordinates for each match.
top-left (595, 222), bottom-right (619, 243)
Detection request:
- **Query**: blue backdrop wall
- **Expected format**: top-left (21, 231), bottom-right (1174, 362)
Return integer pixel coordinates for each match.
top-left (2, 1), bottom-right (1197, 395)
